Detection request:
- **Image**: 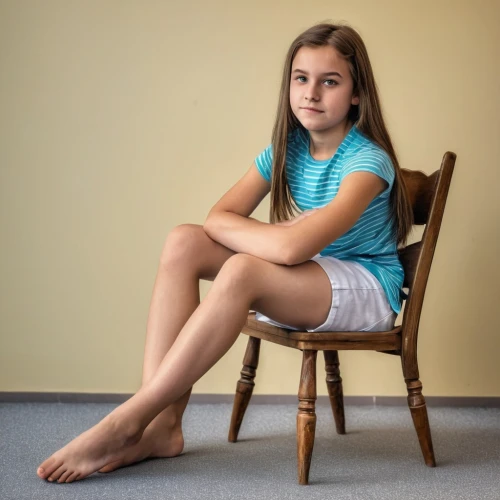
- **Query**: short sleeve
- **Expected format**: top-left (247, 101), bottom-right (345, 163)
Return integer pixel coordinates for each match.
top-left (254, 143), bottom-right (273, 183)
top-left (339, 149), bottom-right (395, 198)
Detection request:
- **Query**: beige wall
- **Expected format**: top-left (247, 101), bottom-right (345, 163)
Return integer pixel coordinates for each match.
top-left (1, 0), bottom-right (499, 397)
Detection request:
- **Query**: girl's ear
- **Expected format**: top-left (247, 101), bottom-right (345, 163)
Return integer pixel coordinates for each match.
top-left (351, 94), bottom-right (360, 105)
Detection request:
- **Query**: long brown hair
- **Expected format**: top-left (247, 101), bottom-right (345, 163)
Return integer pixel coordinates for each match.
top-left (269, 22), bottom-right (413, 246)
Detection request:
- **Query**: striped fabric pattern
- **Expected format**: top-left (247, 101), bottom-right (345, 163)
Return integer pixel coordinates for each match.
top-left (254, 124), bottom-right (404, 314)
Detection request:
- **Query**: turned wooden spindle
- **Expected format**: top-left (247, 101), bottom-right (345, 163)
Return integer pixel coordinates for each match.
top-left (406, 378), bottom-right (436, 467)
top-left (324, 350), bottom-right (346, 435)
top-left (228, 336), bottom-right (261, 442)
top-left (297, 350), bottom-right (317, 485)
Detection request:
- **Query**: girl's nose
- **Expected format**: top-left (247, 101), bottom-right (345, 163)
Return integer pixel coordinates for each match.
top-left (305, 88), bottom-right (320, 102)
top-left (305, 95), bottom-right (319, 103)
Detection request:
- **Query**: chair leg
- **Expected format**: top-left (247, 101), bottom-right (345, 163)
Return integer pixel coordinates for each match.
top-left (228, 336), bottom-right (261, 443)
top-left (297, 350), bottom-right (317, 485)
top-left (323, 350), bottom-right (346, 435)
top-left (406, 379), bottom-right (436, 467)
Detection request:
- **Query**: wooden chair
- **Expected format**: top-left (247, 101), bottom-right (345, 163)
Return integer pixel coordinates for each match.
top-left (228, 151), bottom-right (456, 485)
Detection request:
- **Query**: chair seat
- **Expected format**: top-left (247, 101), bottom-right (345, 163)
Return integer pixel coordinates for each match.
top-left (242, 312), bottom-right (402, 351)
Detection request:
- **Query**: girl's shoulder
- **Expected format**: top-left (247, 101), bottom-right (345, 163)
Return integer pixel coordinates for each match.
top-left (339, 127), bottom-right (395, 187)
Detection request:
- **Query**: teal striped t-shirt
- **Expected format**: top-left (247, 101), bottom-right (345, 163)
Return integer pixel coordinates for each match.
top-left (254, 124), bottom-right (404, 314)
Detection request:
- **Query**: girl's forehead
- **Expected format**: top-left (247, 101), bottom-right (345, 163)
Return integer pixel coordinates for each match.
top-left (292, 45), bottom-right (348, 73)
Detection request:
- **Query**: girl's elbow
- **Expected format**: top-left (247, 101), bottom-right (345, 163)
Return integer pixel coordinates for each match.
top-left (203, 214), bottom-right (216, 235)
top-left (282, 244), bottom-right (303, 266)
top-left (284, 252), bottom-right (306, 266)
top-left (280, 231), bottom-right (308, 266)
top-left (285, 243), bottom-right (321, 266)
top-left (282, 252), bottom-right (295, 266)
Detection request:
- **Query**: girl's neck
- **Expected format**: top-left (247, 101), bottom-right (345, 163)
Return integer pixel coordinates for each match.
top-left (308, 120), bottom-right (354, 161)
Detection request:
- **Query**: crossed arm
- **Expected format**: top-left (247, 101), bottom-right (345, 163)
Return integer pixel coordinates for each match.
top-left (203, 171), bottom-right (387, 266)
top-left (203, 212), bottom-right (293, 265)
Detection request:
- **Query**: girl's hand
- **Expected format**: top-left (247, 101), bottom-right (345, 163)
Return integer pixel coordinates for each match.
top-left (275, 209), bottom-right (320, 226)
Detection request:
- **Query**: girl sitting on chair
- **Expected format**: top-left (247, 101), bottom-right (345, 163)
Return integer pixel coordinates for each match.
top-left (37, 22), bottom-right (412, 484)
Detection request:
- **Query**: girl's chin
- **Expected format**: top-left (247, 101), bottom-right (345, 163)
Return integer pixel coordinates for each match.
top-left (300, 124), bottom-right (332, 133)
top-left (298, 117), bottom-right (331, 127)
top-left (299, 120), bottom-right (348, 133)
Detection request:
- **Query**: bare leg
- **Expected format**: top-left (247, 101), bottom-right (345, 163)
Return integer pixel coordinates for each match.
top-left (36, 253), bottom-right (256, 483)
top-left (97, 225), bottom-right (236, 472)
top-left (36, 251), bottom-right (334, 483)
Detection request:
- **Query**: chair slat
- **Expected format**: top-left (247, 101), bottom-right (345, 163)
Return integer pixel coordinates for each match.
top-left (398, 241), bottom-right (422, 288)
top-left (403, 169), bottom-right (439, 224)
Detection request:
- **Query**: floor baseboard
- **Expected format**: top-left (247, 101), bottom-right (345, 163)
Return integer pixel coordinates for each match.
top-left (1, 392), bottom-right (499, 407)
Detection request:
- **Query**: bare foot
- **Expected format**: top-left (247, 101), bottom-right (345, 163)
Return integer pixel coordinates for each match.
top-left (98, 421), bottom-right (184, 473)
top-left (36, 413), bottom-right (142, 484)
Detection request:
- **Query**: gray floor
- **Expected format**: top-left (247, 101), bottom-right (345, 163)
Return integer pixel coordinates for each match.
top-left (0, 402), bottom-right (499, 500)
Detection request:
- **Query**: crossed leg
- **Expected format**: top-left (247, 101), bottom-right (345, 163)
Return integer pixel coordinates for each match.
top-left (36, 224), bottom-right (333, 483)
top-left (99, 224), bottom-right (238, 473)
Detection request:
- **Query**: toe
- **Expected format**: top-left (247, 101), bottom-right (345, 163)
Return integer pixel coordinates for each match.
top-left (66, 472), bottom-right (79, 483)
top-left (38, 458), bottom-right (62, 479)
top-left (58, 470), bottom-right (73, 483)
top-left (50, 464), bottom-right (67, 482)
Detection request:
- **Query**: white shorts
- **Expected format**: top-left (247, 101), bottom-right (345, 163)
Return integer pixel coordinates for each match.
top-left (254, 254), bottom-right (397, 333)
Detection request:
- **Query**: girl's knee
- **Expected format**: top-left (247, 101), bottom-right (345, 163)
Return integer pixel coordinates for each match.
top-left (215, 254), bottom-right (261, 292)
top-left (160, 224), bottom-right (206, 267)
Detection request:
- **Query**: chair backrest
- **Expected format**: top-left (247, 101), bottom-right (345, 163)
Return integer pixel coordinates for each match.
top-left (397, 152), bottom-right (456, 373)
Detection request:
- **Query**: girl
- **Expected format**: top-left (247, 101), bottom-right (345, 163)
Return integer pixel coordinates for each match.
top-left (37, 22), bottom-right (412, 483)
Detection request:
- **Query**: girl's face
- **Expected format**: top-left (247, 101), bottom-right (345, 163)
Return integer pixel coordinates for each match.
top-left (289, 45), bottom-right (359, 133)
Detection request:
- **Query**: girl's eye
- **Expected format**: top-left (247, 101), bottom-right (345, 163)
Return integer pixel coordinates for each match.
top-left (295, 76), bottom-right (338, 86)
